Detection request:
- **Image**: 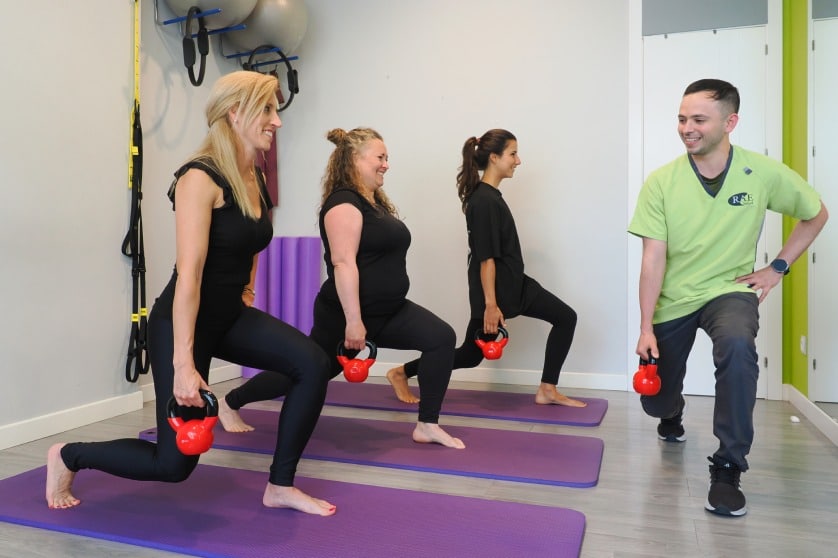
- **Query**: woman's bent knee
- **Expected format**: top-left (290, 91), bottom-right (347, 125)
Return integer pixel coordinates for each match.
top-left (158, 458), bottom-right (198, 483)
top-left (439, 322), bottom-right (457, 348)
top-left (297, 342), bottom-right (332, 382)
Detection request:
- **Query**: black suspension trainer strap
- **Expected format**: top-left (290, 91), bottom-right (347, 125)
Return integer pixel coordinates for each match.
top-left (121, 99), bottom-right (149, 383)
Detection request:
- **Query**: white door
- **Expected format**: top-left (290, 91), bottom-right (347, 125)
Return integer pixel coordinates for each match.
top-left (641, 27), bottom-right (780, 398)
top-left (809, 18), bottom-right (838, 404)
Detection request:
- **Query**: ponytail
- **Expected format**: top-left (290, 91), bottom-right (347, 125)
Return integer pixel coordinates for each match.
top-left (456, 137), bottom-right (481, 212)
top-left (456, 129), bottom-right (517, 213)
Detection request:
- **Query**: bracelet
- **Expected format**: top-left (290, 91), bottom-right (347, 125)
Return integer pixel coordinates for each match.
top-left (243, 287), bottom-right (256, 296)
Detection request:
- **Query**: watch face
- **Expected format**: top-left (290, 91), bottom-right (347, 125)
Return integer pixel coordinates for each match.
top-left (772, 259), bottom-right (789, 274)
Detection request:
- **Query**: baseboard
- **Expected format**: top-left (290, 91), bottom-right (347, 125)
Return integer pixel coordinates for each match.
top-left (6, 368), bottom-right (831, 452)
top-left (785, 385), bottom-right (838, 446)
top-left (368, 362), bottom-right (628, 392)
top-left (0, 391), bottom-right (145, 451)
top-left (0, 364), bottom-right (245, 451)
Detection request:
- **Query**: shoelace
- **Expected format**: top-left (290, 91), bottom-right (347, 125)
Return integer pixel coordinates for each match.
top-left (709, 461), bottom-right (741, 486)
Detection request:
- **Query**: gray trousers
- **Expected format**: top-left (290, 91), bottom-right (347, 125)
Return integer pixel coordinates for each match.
top-left (642, 292), bottom-right (760, 471)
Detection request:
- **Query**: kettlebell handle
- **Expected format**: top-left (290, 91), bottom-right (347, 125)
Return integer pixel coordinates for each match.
top-left (336, 340), bottom-right (377, 383)
top-left (166, 389), bottom-right (219, 456)
top-left (473, 326), bottom-right (509, 342)
top-left (336, 340), bottom-right (378, 360)
top-left (166, 389), bottom-right (219, 426)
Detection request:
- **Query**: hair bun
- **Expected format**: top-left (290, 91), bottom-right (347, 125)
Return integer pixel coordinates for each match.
top-left (326, 128), bottom-right (348, 145)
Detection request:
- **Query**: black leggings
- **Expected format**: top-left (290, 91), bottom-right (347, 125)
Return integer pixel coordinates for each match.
top-left (227, 297), bottom-right (457, 423)
top-left (61, 304), bottom-right (331, 486)
top-left (403, 283), bottom-right (576, 385)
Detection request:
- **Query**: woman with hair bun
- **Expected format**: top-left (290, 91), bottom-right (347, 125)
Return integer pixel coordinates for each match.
top-left (222, 127), bottom-right (464, 449)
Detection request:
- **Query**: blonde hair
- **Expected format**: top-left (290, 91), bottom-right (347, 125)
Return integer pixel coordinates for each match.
top-left (320, 127), bottom-right (397, 216)
top-left (187, 71), bottom-right (278, 219)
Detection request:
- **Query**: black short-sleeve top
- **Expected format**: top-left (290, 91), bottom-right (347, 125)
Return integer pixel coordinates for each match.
top-left (155, 160), bottom-right (274, 320)
top-left (465, 182), bottom-right (534, 317)
top-left (318, 188), bottom-right (411, 316)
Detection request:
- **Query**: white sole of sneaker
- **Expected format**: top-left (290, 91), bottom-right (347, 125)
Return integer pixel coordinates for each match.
top-left (704, 499), bottom-right (748, 517)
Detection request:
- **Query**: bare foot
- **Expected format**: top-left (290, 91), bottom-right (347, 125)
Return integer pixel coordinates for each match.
top-left (535, 383), bottom-right (587, 407)
top-left (263, 483), bottom-right (336, 516)
top-left (413, 422), bottom-right (465, 449)
top-left (218, 396), bottom-right (255, 433)
top-left (386, 365), bottom-right (419, 404)
top-left (46, 443), bottom-right (80, 509)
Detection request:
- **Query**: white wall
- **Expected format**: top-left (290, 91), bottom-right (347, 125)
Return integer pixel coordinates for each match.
top-left (0, 1), bottom-right (140, 447)
top-left (0, 0), bottom-right (632, 449)
top-left (276, 0), bottom-right (631, 388)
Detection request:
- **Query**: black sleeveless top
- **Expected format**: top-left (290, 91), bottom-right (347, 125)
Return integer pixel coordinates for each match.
top-left (317, 188), bottom-right (411, 316)
top-left (465, 182), bottom-right (537, 318)
top-left (154, 160), bottom-right (274, 321)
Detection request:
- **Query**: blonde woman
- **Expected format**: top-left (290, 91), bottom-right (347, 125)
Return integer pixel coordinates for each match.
top-left (46, 71), bottom-right (335, 516)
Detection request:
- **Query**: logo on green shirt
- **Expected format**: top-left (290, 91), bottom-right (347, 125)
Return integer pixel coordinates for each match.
top-left (727, 192), bottom-right (754, 206)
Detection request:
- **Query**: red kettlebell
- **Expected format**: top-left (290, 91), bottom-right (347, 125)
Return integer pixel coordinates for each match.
top-left (633, 356), bottom-right (661, 396)
top-left (166, 389), bottom-right (219, 455)
top-left (337, 341), bottom-right (377, 383)
top-left (474, 327), bottom-right (509, 360)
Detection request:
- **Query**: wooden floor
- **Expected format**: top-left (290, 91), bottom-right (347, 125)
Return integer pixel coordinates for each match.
top-left (2, 378), bottom-right (837, 558)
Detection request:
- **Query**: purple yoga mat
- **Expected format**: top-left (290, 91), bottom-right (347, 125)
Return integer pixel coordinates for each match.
top-left (141, 411), bottom-right (603, 488)
top-left (0, 465), bottom-right (585, 558)
top-left (325, 381), bottom-right (608, 426)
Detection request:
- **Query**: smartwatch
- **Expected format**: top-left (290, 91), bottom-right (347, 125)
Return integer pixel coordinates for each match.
top-left (770, 258), bottom-right (790, 275)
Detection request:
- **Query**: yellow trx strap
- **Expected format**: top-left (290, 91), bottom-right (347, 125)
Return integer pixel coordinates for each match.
top-left (122, 0), bottom-right (149, 383)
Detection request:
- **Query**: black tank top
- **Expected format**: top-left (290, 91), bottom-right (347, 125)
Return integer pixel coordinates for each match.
top-left (154, 160), bottom-right (274, 321)
top-left (317, 188), bottom-right (411, 316)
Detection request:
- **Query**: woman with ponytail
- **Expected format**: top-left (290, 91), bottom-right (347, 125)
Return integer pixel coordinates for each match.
top-left (387, 129), bottom-right (585, 408)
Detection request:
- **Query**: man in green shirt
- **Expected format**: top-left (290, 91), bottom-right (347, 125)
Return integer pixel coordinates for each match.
top-left (629, 79), bottom-right (828, 517)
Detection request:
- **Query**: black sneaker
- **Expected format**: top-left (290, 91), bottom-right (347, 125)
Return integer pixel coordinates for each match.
top-left (705, 455), bottom-right (747, 517)
top-left (657, 407), bottom-right (686, 442)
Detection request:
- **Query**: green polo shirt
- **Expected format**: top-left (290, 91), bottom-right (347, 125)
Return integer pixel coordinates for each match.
top-left (629, 146), bottom-right (822, 323)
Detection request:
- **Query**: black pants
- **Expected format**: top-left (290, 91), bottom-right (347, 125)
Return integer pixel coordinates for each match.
top-left (642, 292), bottom-right (759, 471)
top-left (61, 301), bottom-right (331, 486)
top-left (403, 281), bottom-right (576, 385)
top-left (228, 297), bottom-right (456, 423)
